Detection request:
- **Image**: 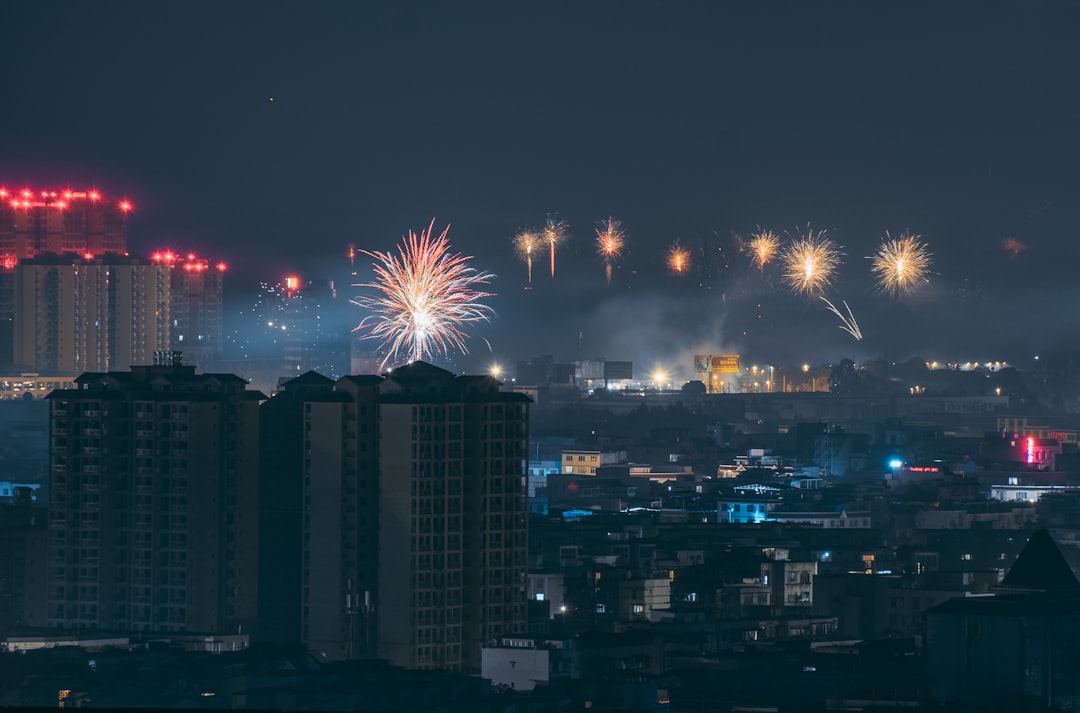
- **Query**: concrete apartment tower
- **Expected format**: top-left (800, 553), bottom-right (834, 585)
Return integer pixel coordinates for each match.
top-left (375, 362), bottom-right (530, 673)
top-left (0, 187), bottom-right (130, 367)
top-left (258, 361), bottom-right (530, 672)
top-left (14, 254), bottom-right (171, 374)
top-left (45, 354), bottom-right (263, 634)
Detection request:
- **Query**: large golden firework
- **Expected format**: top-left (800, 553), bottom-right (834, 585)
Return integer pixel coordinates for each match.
top-left (513, 228), bottom-right (540, 284)
top-left (871, 231), bottom-right (932, 296)
top-left (542, 215), bottom-right (568, 278)
top-left (595, 217), bottom-right (625, 284)
top-left (745, 230), bottom-right (780, 272)
top-left (781, 228), bottom-right (842, 295)
top-left (666, 241), bottom-right (691, 274)
top-left (353, 219), bottom-right (494, 368)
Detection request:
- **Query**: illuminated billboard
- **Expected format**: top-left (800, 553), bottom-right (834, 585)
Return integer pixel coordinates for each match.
top-left (694, 354), bottom-right (740, 374)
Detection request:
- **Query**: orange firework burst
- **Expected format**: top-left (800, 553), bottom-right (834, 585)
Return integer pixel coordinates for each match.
top-left (513, 228), bottom-right (540, 284)
top-left (745, 229), bottom-right (780, 272)
top-left (353, 219), bottom-right (494, 368)
top-left (870, 231), bottom-right (932, 297)
top-left (667, 241), bottom-right (691, 274)
top-left (542, 215), bottom-right (568, 278)
top-left (1002, 236), bottom-right (1028, 260)
top-left (781, 227), bottom-right (842, 295)
top-left (595, 216), bottom-right (624, 284)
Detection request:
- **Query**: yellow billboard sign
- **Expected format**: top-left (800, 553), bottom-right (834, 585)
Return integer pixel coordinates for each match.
top-left (694, 354), bottom-right (740, 374)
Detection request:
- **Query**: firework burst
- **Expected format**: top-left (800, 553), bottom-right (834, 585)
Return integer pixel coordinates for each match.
top-left (871, 231), bottom-right (932, 296)
top-left (513, 228), bottom-right (540, 284)
top-left (595, 216), bottom-right (624, 284)
top-left (353, 219), bottom-right (494, 368)
top-left (745, 229), bottom-right (780, 272)
top-left (666, 241), bottom-right (691, 274)
top-left (1002, 236), bottom-right (1028, 260)
top-left (542, 215), bottom-right (568, 278)
top-left (781, 228), bottom-right (842, 295)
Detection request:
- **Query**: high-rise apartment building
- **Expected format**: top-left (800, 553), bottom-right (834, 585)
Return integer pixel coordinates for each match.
top-left (0, 187), bottom-right (129, 262)
top-left (0, 187), bottom-right (131, 366)
top-left (376, 363), bottom-right (530, 673)
top-left (258, 362), bottom-right (529, 672)
top-left (258, 371), bottom-right (381, 658)
top-left (13, 253), bottom-right (170, 374)
top-left (282, 278), bottom-right (351, 380)
top-left (150, 251), bottom-right (226, 369)
top-left (45, 355), bottom-right (263, 634)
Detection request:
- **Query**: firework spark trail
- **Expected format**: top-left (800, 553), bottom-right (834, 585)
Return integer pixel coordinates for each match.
top-left (352, 219), bottom-right (494, 368)
top-left (820, 297), bottom-right (863, 341)
top-left (871, 231), bottom-right (932, 296)
top-left (667, 241), bottom-right (691, 274)
top-left (542, 215), bottom-right (568, 278)
top-left (595, 216), bottom-right (625, 284)
top-left (745, 229), bottom-right (780, 272)
top-left (513, 228), bottom-right (540, 284)
top-left (781, 227), bottom-right (842, 295)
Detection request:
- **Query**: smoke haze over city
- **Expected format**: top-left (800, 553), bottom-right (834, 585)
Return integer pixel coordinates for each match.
top-left (3, 2), bottom-right (1079, 372)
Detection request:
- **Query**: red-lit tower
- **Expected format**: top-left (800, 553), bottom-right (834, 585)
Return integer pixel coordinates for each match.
top-left (151, 250), bottom-right (226, 369)
top-left (0, 187), bottom-right (129, 261)
top-left (0, 187), bottom-right (132, 366)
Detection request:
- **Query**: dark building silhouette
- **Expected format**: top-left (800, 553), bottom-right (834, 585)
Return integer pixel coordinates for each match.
top-left (257, 370), bottom-right (380, 657)
top-left (149, 250), bottom-right (226, 369)
top-left (257, 362), bottom-right (530, 673)
top-left (45, 355), bottom-right (263, 634)
top-left (926, 529), bottom-right (1080, 709)
top-left (0, 487), bottom-right (47, 635)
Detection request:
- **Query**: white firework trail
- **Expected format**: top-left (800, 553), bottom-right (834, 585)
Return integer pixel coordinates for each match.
top-left (820, 297), bottom-right (863, 341)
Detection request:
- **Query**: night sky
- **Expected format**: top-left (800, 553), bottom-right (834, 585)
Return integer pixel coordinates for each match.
top-left (3, 2), bottom-right (1079, 376)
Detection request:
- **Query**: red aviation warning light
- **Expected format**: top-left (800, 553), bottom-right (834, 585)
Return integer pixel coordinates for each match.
top-left (152, 249), bottom-right (226, 275)
top-left (2, 188), bottom-right (133, 212)
top-left (151, 250), bottom-right (178, 266)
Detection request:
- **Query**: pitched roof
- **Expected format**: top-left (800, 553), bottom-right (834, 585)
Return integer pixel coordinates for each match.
top-left (281, 371), bottom-right (336, 387)
top-left (1000, 529), bottom-right (1080, 593)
